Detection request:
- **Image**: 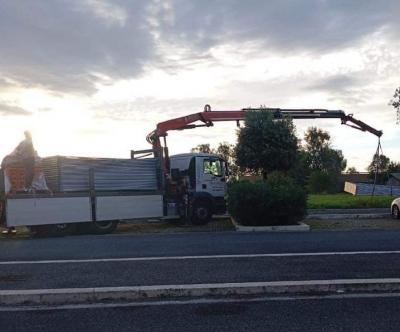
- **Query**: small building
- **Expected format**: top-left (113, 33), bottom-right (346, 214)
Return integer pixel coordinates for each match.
top-left (388, 173), bottom-right (400, 186)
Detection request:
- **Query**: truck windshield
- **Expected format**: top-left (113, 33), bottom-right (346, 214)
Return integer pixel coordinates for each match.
top-left (203, 159), bottom-right (223, 177)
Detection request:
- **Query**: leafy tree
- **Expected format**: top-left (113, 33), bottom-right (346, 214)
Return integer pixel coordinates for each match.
top-left (367, 153), bottom-right (390, 174)
top-left (366, 156), bottom-right (400, 184)
top-left (390, 87), bottom-right (400, 124)
top-left (367, 153), bottom-right (390, 184)
top-left (288, 149), bottom-right (310, 187)
top-left (388, 161), bottom-right (400, 174)
top-left (235, 110), bottom-right (298, 178)
top-left (304, 127), bottom-right (347, 174)
top-left (304, 127), bottom-right (330, 170)
top-left (215, 142), bottom-right (241, 178)
top-left (302, 127), bottom-right (347, 193)
top-left (191, 144), bottom-right (213, 154)
top-left (346, 167), bottom-right (358, 174)
top-left (215, 142), bottom-right (232, 160)
top-left (307, 170), bottom-right (338, 194)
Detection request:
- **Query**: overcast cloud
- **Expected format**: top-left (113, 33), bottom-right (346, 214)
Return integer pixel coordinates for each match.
top-left (1, 0), bottom-right (399, 93)
top-left (0, 102), bottom-right (31, 116)
top-left (0, 0), bottom-right (398, 168)
top-left (0, 0), bottom-right (153, 93)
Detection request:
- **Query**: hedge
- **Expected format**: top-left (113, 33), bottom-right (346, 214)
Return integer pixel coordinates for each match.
top-left (227, 173), bottom-right (307, 226)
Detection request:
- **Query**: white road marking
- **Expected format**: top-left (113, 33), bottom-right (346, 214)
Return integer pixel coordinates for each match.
top-left (1, 292), bottom-right (400, 312)
top-left (1, 250), bottom-right (400, 265)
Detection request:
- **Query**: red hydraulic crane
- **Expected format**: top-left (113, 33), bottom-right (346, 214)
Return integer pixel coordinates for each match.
top-left (146, 104), bottom-right (383, 171)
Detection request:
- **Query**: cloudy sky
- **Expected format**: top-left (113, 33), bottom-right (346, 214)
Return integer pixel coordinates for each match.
top-left (0, 0), bottom-right (399, 170)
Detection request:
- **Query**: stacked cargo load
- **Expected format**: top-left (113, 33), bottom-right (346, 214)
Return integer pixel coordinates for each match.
top-left (42, 156), bottom-right (160, 192)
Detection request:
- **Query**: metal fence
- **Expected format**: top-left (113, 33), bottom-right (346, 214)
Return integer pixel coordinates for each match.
top-left (344, 181), bottom-right (400, 196)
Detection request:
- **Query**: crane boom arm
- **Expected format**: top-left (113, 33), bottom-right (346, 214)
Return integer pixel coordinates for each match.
top-left (341, 114), bottom-right (383, 137)
top-left (147, 105), bottom-right (382, 149)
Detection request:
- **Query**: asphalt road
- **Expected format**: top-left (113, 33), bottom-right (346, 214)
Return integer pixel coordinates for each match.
top-left (3, 253), bottom-right (400, 290)
top-left (2, 229), bottom-right (400, 261)
top-left (2, 230), bottom-right (400, 331)
top-left (2, 230), bottom-right (400, 290)
top-left (1, 294), bottom-right (400, 331)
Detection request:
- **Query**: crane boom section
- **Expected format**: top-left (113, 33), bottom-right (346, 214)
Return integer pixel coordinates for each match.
top-left (147, 107), bottom-right (382, 149)
top-left (342, 114), bottom-right (383, 137)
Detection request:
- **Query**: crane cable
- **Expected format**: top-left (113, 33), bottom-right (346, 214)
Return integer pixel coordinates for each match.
top-left (371, 137), bottom-right (389, 196)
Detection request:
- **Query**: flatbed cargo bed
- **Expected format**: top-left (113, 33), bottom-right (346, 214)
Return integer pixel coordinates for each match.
top-left (4, 191), bottom-right (164, 227)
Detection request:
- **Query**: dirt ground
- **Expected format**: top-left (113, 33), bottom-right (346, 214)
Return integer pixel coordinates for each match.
top-left (0, 218), bottom-right (235, 239)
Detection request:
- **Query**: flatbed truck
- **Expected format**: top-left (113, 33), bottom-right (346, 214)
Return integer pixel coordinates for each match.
top-left (0, 105), bottom-right (382, 236)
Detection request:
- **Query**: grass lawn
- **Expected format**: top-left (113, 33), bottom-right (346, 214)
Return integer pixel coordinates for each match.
top-left (307, 193), bottom-right (395, 209)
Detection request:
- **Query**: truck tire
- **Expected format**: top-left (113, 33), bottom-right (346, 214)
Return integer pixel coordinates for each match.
top-left (191, 201), bottom-right (212, 225)
top-left (89, 220), bottom-right (118, 235)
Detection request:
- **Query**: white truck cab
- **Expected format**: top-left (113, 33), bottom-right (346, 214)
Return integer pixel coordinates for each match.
top-left (169, 153), bottom-right (228, 223)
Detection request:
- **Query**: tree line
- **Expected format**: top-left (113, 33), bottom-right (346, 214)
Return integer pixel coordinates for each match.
top-left (192, 109), bottom-right (347, 193)
top-left (192, 95), bottom-right (400, 193)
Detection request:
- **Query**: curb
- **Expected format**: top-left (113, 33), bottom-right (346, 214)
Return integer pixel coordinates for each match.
top-left (308, 208), bottom-right (389, 214)
top-left (2, 279), bottom-right (400, 306)
top-left (231, 218), bottom-right (310, 232)
top-left (306, 213), bottom-right (390, 220)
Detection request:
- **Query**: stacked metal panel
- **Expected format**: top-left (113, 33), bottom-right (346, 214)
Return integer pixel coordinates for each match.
top-left (41, 156), bottom-right (159, 192)
top-left (344, 181), bottom-right (400, 196)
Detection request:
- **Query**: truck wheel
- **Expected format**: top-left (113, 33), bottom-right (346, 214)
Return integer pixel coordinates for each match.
top-left (89, 220), bottom-right (118, 235)
top-left (191, 201), bottom-right (212, 225)
top-left (392, 205), bottom-right (400, 220)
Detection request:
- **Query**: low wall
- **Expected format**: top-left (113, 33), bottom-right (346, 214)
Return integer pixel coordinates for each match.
top-left (344, 181), bottom-right (400, 196)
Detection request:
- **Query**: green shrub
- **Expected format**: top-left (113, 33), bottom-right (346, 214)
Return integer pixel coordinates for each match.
top-left (307, 171), bottom-right (339, 194)
top-left (227, 173), bottom-right (307, 226)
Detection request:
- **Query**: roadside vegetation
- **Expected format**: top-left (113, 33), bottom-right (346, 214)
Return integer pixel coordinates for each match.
top-left (308, 193), bottom-right (394, 209)
top-left (228, 173), bottom-right (306, 226)
top-left (366, 153), bottom-right (400, 184)
top-left (390, 86), bottom-right (400, 124)
top-left (194, 101), bottom-right (400, 226)
top-left (228, 110), bottom-right (307, 226)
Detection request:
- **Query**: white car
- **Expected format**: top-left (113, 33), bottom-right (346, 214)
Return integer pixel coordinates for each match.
top-left (392, 198), bottom-right (400, 219)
